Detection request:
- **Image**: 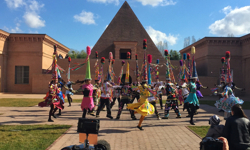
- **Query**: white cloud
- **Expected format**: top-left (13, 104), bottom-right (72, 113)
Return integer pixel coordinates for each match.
top-left (74, 10), bottom-right (96, 25)
top-left (136, 0), bottom-right (176, 7)
top-left (105, 25), bottom-right (108, 29)
top-left (3, 23), bottom-right (22, 33)
top-left (146, 26), bottom-right (178, 45)
top-left (22, 0), bottom-right (45, 28)
top-left (23, 12), bottom-right (45, 28)
top-left (209, 6), bottom-right (250, 36)
top-left (87, 0), bottom-right (119, 5)
top-left (222, 6), bottom-right (232, 14)
top-left (5, 0), bottom-right (25, 8)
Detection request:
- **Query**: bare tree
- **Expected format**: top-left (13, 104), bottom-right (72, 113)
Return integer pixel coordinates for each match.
top-left (156, 41), bottom-right (168, 56)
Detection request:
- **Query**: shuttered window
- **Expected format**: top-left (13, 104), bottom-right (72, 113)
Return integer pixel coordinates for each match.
top-left (15, 66), bottom-right (29, 84)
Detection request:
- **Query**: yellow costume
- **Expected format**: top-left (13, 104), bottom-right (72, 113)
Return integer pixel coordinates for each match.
top-left (127, 85), bottom-right (155, 116)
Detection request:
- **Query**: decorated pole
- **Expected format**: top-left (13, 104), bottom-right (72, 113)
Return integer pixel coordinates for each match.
top-left (135, 54), bottom-right (140, 83)
top-left (165, 50), bottom-right (170, 80)
top-left (100, 57), bottom-right (105, 82)
top-left (117, 60), bottom-right (125, 85)
top-left (111, 59), bottom-right (115, 82)
top-left (52, 45), bottom-right (58, 84)
top-left (147, 54), bottom-right (152, 85)
top-left (187, 53), bottom-right (191, 79)
top-left (220, 57), bottom-right (226, 83)
top-left (225, 51), bottom-right (232, 83)
top-left (155, 59), bottom-right (159, 81)
top-left (108, 52), bottom-right (113, 81)
top-left (141, 39), bottom-right (148, 82)
top-left (125, 52), bottom-right (131, 84)
top-left (190, 46), bottom-right (196, 79)
top-left (94, 51), bottom-right (99, 81)
top-left (67, 56), bottom-right (71, 81)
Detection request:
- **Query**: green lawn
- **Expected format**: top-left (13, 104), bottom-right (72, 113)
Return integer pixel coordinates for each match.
top-left (0, 98), bottom-right (42, 107)
top-left (188, 126), bottom-right (210, 138)
top-left (0, 125), bottom-right (71, 150)
top-left (200, 100), bottom-right (250, 110)
top-left (72, 99), bottom-right (82, 103)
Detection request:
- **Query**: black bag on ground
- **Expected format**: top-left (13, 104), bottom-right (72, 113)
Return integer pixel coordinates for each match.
top-left (77, 118), bottom-right (100, 134)
top-left (200, 137), bottom-right (223, 150)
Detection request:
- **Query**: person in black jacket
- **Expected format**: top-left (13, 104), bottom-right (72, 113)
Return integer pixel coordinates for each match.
top-left (222, 104), bottom-right (250, 150)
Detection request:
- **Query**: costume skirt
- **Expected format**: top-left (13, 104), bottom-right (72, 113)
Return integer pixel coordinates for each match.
top-left (38, 93), bottom-right (64, 110)
top-left (215, 96), bottom-right (244, 112)
top-left (196, 90), bottom-right (203, 99)
top-left (81, 97), bottom-right (95, 110)
top-left (185, 93), bottom-right (199, 106)
top-left (127, 98), bottom-right (154, 116)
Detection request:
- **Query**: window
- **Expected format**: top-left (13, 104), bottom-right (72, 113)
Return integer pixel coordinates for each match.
top-left (120, 49), bottom-right (131, 59)
top-left (15, 66), bottom-right (29, 84)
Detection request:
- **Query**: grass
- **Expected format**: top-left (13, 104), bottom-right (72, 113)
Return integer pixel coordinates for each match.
top-left (0, 124), bottom-right (71, 150)
top-left (200, 100), bottom-right (250, 110)
top-left (0, 98), bottom-right (83, 107)
top-left (187, 126), bottom-right (210, 138)
top-left (72, 99), bottom-right (82, 103)
top-left (0, 98), bottom-right (42, 107)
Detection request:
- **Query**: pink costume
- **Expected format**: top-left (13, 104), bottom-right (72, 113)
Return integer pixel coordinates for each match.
top-left (178, 89), bottom-right (184, 105)
top-left (81, 84), bottom-right (95, 111)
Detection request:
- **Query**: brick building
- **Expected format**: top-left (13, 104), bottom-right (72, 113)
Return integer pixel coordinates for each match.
top-left (180, 34), bottom-right (250, 96)
top-left (0, 29), bottom-right (70, 93)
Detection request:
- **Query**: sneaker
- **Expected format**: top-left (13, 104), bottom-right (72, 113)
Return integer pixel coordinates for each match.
top-left (157, 117), bottom-right (161, 120)
top-left (68, 105), bottom-right (71, 107)
top-left (57, 113), bottom-right (61, 116)
top-left (190, 120), bottom-right (195, 125)
top-left (48, 119), bottom-right (54, 122)
top-left (186, 115), bottom-right (190, 117)
top-left (106, 115), bottom-right (113, 119)
top-left (162, 116), bottom-right (169, 119)
top-left (131, 117), bottom-right (137, 120)
top-left (176, 116), bottom-right (181, 118)
top-left (96, 115), bottom-right (100, 118)
top-left (115, 116), bottom-right (120, 120)
top-left (137, 126), bottom-right (144, 130)
top-left (53, 115), bottom-right (57, 118)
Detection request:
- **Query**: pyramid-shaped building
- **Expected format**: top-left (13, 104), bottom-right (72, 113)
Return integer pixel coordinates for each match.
top-left (91, 1), bottom-right (164, 61)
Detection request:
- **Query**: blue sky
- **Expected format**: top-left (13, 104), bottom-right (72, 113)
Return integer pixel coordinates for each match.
top-left (1, 0), bottom-right (250, 52)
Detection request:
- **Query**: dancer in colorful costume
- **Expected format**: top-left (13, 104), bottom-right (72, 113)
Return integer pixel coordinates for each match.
top-left (127, 39), bottom-right (155, 130)
top-left (38, 45), bottom-right (64, 122)
top-left (96, 52), bottom-right (114, 119)
top-left (147, 54), bottom-right (161, 120)
top-left (162, 50), bottom-right (181, 119)
top-left (72, 46), bottom-right (95, 118)
top-left (214, 51), bottom-right (244, 119)
top-left (116, 52), bottom-right (136, 120)
top-left (185, 46), bottom-right (200, 125)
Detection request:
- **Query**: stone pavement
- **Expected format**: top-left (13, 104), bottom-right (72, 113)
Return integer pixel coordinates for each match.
top-left (1, 94), bottom-right (250, 150)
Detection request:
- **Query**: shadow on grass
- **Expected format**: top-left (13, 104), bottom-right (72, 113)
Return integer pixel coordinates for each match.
top-left (0, 126), bottom-right (72, 132)
top-left (0, 120), bottom-right (44, 125)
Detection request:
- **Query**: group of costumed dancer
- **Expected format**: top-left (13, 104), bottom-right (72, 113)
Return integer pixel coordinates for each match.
top-left (38, 41), bottom-right (245, 130)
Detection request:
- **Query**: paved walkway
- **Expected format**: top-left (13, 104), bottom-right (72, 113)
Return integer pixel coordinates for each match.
top-left (1, 94), bottom-right (249, 150)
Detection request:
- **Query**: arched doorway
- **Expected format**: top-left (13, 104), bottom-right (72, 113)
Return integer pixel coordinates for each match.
top-left (121, 74), bottom-right (132, 84)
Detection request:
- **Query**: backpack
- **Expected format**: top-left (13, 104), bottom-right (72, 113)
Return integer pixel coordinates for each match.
top-left (200, 137), bottom-right (223, 150)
